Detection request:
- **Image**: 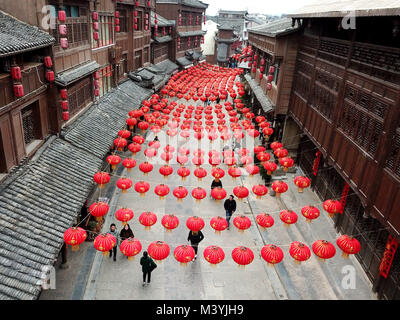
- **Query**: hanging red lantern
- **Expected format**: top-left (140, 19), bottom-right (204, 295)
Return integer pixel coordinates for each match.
top-left (144, 147), bottom-right (157, 159)
top-left (139, 211), bottom-right (158, 230)
top-left (263, 127), bottom-right (274, 138)
top-left (11, 66), bottom-right (22, 80)
top-left (139, 161), bottom-right (153, 176)
top-left (233, 215), bottom-right (251, 233)
top-left (94, 234), bottom-right (116, 257)
top-left (120, 238), bottom-right (142, 260)
top-left (211, 187), bottom-right (227, 202)
top-left (274, 148), bottom-right (288, 158)
top-left (148, 241), bottom-right (170, 262)
top-left (280, 210), bottom-right (298, 227)
top-left (245, 164), bottom-right (260, 177)
top-left (115, 208), bottom-right (134, 226)
top-left (203, 245), bottom-right (225, 266)
top-left (138, 121), bottom-right (149, 132)
top-left (228, 166), bottom-right (241, 181)
top-left (154, 184), bottom-right (170, 200)
top-left (177, 166), bottom-right (190, 181)
top-left (256, 213), bottom-right (274, 231)
top-left (254, 145), bottom-right (266, 154)
top-left (191, 187), bottom-right (207, 203)
top-left (323, 199), bottom-right (342, 218)
top-left (45, 70), bottom-right (55, 82)
top-left (89, 203), bottom-right (110, 221)
top-left (186, 216), bottom-right (205, 232)
top-left (122, 158), bottom-right (136, 172)
top-left (133, 135), bottom-right (145, 144)
top-left (128, 142), bottom-right (141, 155)
top-left (114, 137), bottom-right (127, 151)
top-left (279, 157), bottom-right (295, 172)
top-left (107, 154), bottom-right (121, 169)
top-left (93, 171), bottom-right (110, 189)
top-left (301, 206), bottom-right (320, 223)
top-left (161, 152), bottom-right (174, 164)
top-left (44, 56), bottom-right (53, 68)
top-left (134, 181), bottom-right (150, 197)
top-left (209, 216), bottom-right (228, 234)
top-left (176, 154), bottom-right (189, 166)
top-left (174, 245), bottom-right (195, 266)
top-left (336, 235), bottom-right (361, 259)
top-left (117, 178), bottom-right (133, 194)
top-left (159, 165), bottom-right (173, 179)
top-left (231, 246), bottom-right (254, 268)
top-left (263, 161), bottom-right (277, 175)
top-left (161, 214), bottom-right (179, 232)
top-left (312, 240), bottom-right (336, 262)
top-left (211, 167), bottom-right (225, 179)
top-left (261, 244), bottom-right (284, 266)
top-left (194, 167), bottom-right (207, 181)
top-left (233, 186), bottom-right (249, 201)
top-left (173, 186), bottom-right (188, 203)
top-left (289, 242), bottom-right (311, 265)
top-left (64, 227), bottom-right (87, 251)
top-left (252, 184), bottom-right (268, 199)
top-left (294, 176), bottom-right (311, 192)
top-left (271, 181), bottom-right (288, 197)
top-left (257, 151), bottom-right (271, 164)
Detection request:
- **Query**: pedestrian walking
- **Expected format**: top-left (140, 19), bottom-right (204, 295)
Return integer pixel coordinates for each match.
top-left (224, 195), bottom-right (237, 229)
top-left (187, 230), bottom-right (204, 260)
top-left (107, 223), bottom-right (119, 261)
top-left (210, 177), bottom-right (223, 198)
top-left (140, 251), bottom-right (157, 286)
top-left (120, 224), bottom-right (134, 241)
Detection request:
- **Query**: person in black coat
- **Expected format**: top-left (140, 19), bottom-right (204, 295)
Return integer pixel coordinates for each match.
top-left (120, 224), bottom-right (134, 241)
top-left (210, 178), bottom-right (223, 198)
top-left (187, 230), bottom-right (204, 260)
top-left (224, 195), bottom-right (237, 229)
top-left (140, 251), bottom-right (157, 286)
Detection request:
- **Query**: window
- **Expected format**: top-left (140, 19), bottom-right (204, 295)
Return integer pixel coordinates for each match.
top-left (92, 15), bottom-right (114, 48)
top-left (118, 9), bottom-right (128, 33)
top-left (21, 105), bottom-right (35, 146)
top-left (67, 77), bottom-right (93, 116)
top-left (98, 65), bottom-right (113, 97)
top-left (136, 11), bottom-right (143, 31)
top-left (273, 62), bottom-right (280, 83)
top-left (134, 50), bottom-right (142, 70)
top-left (144, 47), bottom-right (149, 64)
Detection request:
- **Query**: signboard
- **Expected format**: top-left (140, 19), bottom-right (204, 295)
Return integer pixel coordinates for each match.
top-left (379, 235), bottom-right (398, 279)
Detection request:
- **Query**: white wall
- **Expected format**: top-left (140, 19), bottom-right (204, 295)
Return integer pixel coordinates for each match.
top-left (201, 20), bottom-right (218, 56)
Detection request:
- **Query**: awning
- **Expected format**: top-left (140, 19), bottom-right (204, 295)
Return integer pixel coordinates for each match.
top-left (177, 30), bottom-right (206, 38)
top-left (55, 61), bottom-right (100, 87)
top-left (244, 74), bottom-right (274, 113)
top-left (154, 35), bottom-right (173, 43)
top-left (176, 56), bottom-right (194, 68)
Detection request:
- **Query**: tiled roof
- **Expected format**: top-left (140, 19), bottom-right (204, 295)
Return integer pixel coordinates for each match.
top-left (62, 80), bottom-right (152, 159)
top-left (176, 56), bottom-right (193, 67)
top-left (55, 61), bottom-right (101, 86)
top-left (129, 60), bottom-right (178, 90)
top-left (218, 10), bottom-right (248, 15)
top-left (0, 138), bottom-right (101, 300)
top-left (216, 19), bottom-right (245, 33)
top-left (147, 59), bottom-right (179, 75)
top-left (151, 11), bottom-right (175, 27)
top-left (288, 0), bottom-right (400, 17)
top-left (156, 0), bottom-right (208, 9)
top-left (154, 35), bottom-right (173, 43)
top-left (244, 74), bottom-right (274, 113)
top-left (177, 30), bottom-right (206, 37)
top-left (248, 17), bottom-right (300, 38)
top-left (0, 10), bottom-right (55, 57)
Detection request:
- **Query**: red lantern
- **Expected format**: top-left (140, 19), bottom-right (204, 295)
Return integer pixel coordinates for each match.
top-left (312, 240), bottom-right (336, 262)
top-left (173, 186), bottom-right (188, 203)
top-left (133, 135), bottom-right (145, 144)
top-left (231, 246), bottom-right (254, 268)
top-left (263, 161), bottom-right (277, 175)
top-left (228, 166), bottom-right (241, 180)
top-left (148, 241), bottom-right (170, 262)
top-left (191, 187), bottom-right (207, 203)
top-left (294, 176), bottom-right (311, 192)
top-left (64, 227), bottom-right (87, 251)
top-left (139, 162), bottom-right (153, 176)
top-left (94, 234), bottom-right (116, 257)
top-left (279, 157), bottom-right (295, 172)
top-left (62, 111), bottom-right (70, 121)
top-left (174, 245), bottom-right (195, 266)
top-left (60, 38), bottom-right (69, 48)
top-left (11, 66), bottom-right (22, 80)
top-left (211, 167), bottom-right (225, 179)
top-left (252, 184), bottom-right (268, 199)
top-left (263, 127), bottom-right (274, 138)
top-left (115, 208), bottom-right (134, 226)
top-left (254, 145), bottom-right (266, 154)
top-left (270, 141), bottom-right (283, 150)
top-left (154, 184), bottom-right (170, 200)
top-left (120, 238), bottom-right (142, 260)
top-left (177, 166), bottom-right (190, 181)
top-left (289, 242), bottom-right (311, 265)
top-left (233, 215), bottom-right (251, 233)
top-left (161, 152), bottom-right (174, 164)
top-left (60, 89), bottom-right (68, 100)
top-left (58, 10), bottom-right (66, 22)
top-left (139, 211), bottom-right (157, 230)
top-left (159, 165), bottom-right (173, 179)
top-left (161, 214), bottom-right (179, 232)
top-left (211, 187), bottom-right (227, 202)
top-left (261, 244), bottom-right (284, 266)
top-left (116, 178), bottom-right (133, 194)
top-left (186, 216), bottom-right (205, 232)
top-left (280, 210), bottom-right (298, 227)
top-left (257, 152), bottom-right (271, 164)
top-left (45, 71), bottom-right (55, 82)
top-left (256, 213), bottom-right (274, 231)
top-left (233, 186), bottom-right (249, 201)
top-left (128, 142), bottom-right (141, 155)
top-left (44, 56), bottom-right (53, 68)
top-left (301, 206), bottom-right (320, 223)
top-left (271, 181), bottom-right (288, 197)
top-left (138, 121), bottom-right (149, 132)
top-left (93, 171), bottom-right (110, 189)
top-left (106, 154), bottom-right (121, 169)
top-left (122, 158), bottom-right (136, 172)
top-left (323, 199), bottom-right (342, 218)
top-left (114, 137), bottom-right (127, 151)
top-left (194, 167), bottom-right (207, 181)
top-left (274, 148), bottom-right (288, 158)
top-left (203, 245), bottom-right (225, 266)
top-left (134, 181), bottom-right (150, 197)
top-left (336, 235), bottom-right (361, 258)
top-left (144, 147), bottom-right (157, 159)
top-left (209, 216), bottom-right (228, 234)
top-left (245, 164), bottom-right (260, 177)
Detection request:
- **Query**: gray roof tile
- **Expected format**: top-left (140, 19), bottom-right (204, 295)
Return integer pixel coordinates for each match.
top-left (55, 61), bottom-right (101, 86)
top-left (248, 17), bottom-right (300, 37)
top-left (244, 74), bottom-right (274, 113)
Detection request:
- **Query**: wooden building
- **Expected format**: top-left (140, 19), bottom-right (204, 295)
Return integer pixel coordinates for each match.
top-left (287, 2), bottom-right (400, 299)
top-left (0, 10), bottom-right (55, 178)
top-left (151, 10), bottom-right (175, 64)
top-left (213, 25), bottom-right (239, 67)
top-left (246, 17), bottom-right (300, 144)
top-left (155, 0), bottom-right (207, 67)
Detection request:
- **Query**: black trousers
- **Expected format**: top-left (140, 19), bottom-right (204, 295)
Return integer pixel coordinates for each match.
top-left (109, 246), bottom-right (117, 260)
top-left (143, 271), bottom-right (151, 283)
top-left (191, 243), bottom-right (198, 255)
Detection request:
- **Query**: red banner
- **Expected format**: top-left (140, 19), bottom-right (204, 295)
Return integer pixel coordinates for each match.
top-left (340, 183), bottom-right (350, 214)
top-left (312, 151), bottom-right (322, 176)
top-left (379, 235), bottom-right (398, 279)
